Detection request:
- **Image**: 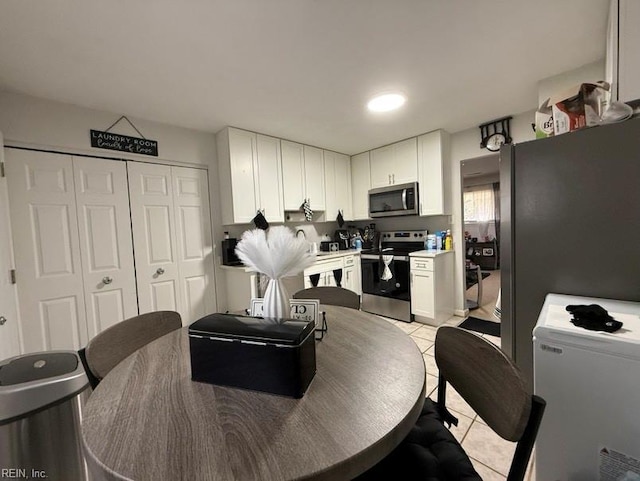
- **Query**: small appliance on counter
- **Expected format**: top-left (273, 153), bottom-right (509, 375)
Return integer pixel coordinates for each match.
top-left (221, 238), bottom-right (242, 266)
top-left (333, 229), bottom-right (350, 250)
top-left (189, 313), bottom-right (316, 398)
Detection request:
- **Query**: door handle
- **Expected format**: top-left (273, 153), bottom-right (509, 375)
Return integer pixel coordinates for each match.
top-left (0, 316), bottom-right (6, 326)
top-left (156, 267), bottom-right (165, 275)
top-left (102, 276), bottom-right (113, 285)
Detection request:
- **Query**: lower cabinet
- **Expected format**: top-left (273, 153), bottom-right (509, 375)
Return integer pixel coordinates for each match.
top-left (410, 252), bottom-right (454, 326)
top-left (303, 254), bottom-right (361, 296)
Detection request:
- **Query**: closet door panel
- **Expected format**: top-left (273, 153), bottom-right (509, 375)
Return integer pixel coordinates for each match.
top-left (5, 149), bottom-right (88, 352)
top-left (172, 166), bottom-right (215, 324)
top-left (73, 157), bottom-right (138, 338)
top-left (128, 162), bottom-right (182, 316)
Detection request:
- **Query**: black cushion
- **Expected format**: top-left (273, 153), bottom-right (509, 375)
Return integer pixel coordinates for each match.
top-left (355, 398), bottom-right (481, 481)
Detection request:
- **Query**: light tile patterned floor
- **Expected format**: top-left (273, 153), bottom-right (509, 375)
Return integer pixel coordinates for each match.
top-left (381, 314), bottom-right (535, 481)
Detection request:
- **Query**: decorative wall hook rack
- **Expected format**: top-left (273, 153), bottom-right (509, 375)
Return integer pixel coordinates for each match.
top-left (479, 116), bottom-right (512, 152)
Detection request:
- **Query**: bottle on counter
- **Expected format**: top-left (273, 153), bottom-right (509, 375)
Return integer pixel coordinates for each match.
top-left (445, 229), bottom-right (453, 250)
top-left (436, 231), bottom-right (443, 250)
top-left (426, 234), bottom-right (436, 251)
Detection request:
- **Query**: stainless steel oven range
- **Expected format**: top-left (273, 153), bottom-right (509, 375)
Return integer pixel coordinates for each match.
top-left (360, 230), bottom-right (426, 322)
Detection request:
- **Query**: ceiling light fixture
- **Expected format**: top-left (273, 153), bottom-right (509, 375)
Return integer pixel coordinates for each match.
top-left (367, 93), bottom-right (406, 112)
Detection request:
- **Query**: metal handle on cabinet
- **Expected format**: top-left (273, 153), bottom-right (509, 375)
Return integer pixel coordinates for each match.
top-left (102, 276), bottom-right (113, 285)
top-left (156, 268), bottom-right (165, 275)
top-left (0, 316), bottom-right (6, 326)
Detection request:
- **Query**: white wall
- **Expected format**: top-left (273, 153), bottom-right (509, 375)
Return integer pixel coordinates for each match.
top-left (0, 90), bottom-right (229, 311)
top-left (538, 60), bottom-right (605, 106)
top-left (449, 109), bottom-right (536, 315)
top-left (0, 90), bottom-right (216, 165)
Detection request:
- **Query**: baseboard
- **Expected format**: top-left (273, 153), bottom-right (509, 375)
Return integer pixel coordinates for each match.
top-left (454, 308), bottom-right (469, 317)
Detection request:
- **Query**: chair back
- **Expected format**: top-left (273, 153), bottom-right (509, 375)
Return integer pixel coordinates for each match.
top-left (435, 326), bottom-right (545, 480)
top-left (293, 286), bottom-right (360, 310)
top-left (85, 311), bottom-right (182, 381)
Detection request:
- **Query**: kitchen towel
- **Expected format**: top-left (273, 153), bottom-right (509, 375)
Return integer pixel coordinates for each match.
top-left (381, 253), bottom-right (394, 281)
top-left (301, 199), bottom-right (313, 222)
top-left (252, 211), bottom-right (269, 230)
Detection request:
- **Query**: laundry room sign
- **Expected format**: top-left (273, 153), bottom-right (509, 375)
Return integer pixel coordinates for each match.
top-left (90, 129), bottom-right (158, 157)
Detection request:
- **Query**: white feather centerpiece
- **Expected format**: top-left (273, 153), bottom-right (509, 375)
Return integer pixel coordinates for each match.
top-left (235, 226), bottom-right (316, 318)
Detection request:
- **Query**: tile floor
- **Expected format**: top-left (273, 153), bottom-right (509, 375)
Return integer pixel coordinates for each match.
top-left (380, 314), bottom-right (535, 480)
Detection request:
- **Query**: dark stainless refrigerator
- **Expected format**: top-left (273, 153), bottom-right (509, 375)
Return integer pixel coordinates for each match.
top-left (501, 117), bottom-right (640, 386)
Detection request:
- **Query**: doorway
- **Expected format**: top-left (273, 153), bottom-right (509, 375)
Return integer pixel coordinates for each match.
top-left (461, 154), bottom-right (501, 322)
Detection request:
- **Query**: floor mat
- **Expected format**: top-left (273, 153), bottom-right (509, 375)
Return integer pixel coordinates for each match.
top-left (459, 316), bottom-right (500, 337)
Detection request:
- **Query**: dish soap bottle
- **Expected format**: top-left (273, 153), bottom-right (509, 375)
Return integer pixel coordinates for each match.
top-left (445, 229), bottom-right (453, 250)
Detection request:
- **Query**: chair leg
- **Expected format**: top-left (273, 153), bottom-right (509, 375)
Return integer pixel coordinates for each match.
top-left (436, 373), bottom-right (458, 428)
top-left (507, 395), bottom-right (546, 481)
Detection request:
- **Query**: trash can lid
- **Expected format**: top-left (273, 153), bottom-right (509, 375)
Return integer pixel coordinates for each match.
top-left (0, 352), bottom-right (78, 385)
top-left (0, 351), bottom-right (88, 425)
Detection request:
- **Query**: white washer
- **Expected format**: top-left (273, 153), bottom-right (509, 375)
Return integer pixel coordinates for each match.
top-left (534, 293), bottom-right (640, 481)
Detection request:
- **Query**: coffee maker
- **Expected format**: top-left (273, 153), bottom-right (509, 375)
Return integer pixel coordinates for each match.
top-left (333, 229), bottom-right (350, 250)
top-left (222, 238), bottom-right (242, 266)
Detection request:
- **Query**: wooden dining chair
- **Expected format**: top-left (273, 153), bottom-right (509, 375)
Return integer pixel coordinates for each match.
top-left (84, 310), bottom-right (182, 387)
top-left (293, 286), bottom-right (360, 310)
top-left (357, 326), bottom-right (545, 481)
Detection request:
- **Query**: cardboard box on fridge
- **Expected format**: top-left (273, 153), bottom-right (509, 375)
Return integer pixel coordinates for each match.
top-left (549, 82), bottom-right (609, 135)
top-left (535, 98), bottom-right (554, 139)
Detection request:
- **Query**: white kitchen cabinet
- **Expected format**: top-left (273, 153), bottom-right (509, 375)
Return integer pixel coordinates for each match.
top-left (324, 150), bottom-right (352, 222)
top-left (607, 0), bottom-right (640, 103)
top-left (303, 145), bottom-right (326, 211)
top-left (303, 254), bottom-right (361, 295)
top-left (255, 134), bottom-right (284, 222)
top-left (217, 127), bottom-right (284, 224)
top-left (370, 138), bottom-right (418, 188)
top-left (281, 140), bottom-right (305, 210)
top-left (417, 130), bottom-right (451, 216)
top-left (342, 254), bottom-right (361, 296)
top-left (281, 141), bottom-right (326, 212)
top-left (350, 151), bottom-right (371, 220)
top-left (410, 252), bottom-right (454, 326)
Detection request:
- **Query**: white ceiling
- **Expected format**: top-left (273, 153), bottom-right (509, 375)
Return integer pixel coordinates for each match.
top-left (0, 0), bottom-right (610, 155)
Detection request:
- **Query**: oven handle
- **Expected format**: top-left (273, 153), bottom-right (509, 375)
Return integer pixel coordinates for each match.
top-left (402, 188), bottom-right (407, 210)
top-left (361, 254), bottom-right (408, 261)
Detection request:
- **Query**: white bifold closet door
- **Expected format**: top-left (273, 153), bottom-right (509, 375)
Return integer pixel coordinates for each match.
top-left (6, 150), bottom-right (88, 352)
top-left (171, 166), bottom-right (215, 323)
top-left (127, 162), bottom-right (214, 325)
top-left (6, 150), bottom-right (138, 353)
top-left (73, 156), bottom-right (138, 338)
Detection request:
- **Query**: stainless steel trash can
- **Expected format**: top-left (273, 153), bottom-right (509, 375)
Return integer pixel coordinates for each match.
top-left (0, 351), bottom-right (90, 481)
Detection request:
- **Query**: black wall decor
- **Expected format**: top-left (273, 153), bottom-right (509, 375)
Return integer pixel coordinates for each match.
top-left (90, 116), bottom-right (158, 157)
top-left (479, 116), bottom-right (512, 150)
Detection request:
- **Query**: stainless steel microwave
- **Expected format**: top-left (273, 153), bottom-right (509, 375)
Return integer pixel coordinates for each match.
top-left (368, 182), bottom-right (419, 217)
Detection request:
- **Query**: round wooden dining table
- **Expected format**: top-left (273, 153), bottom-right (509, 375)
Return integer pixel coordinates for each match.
top-left (81, 306), bottom-right (426, 481)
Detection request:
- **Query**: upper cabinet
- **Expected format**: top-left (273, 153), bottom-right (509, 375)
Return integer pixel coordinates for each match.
top-left (418, 130), bottom-right (451, 216)
top-left (350, 151), bottom-right (371, 220)
top-left (608, 0), bottom-right (640, 103)
top-left (217, 127), bottom-right (284, 224)
top-left (281, 140), bottom-right (326, 212)
top-left (370, 138), bottom-right (418, 188)
top-left (324, 150), bottom-right (352, 222)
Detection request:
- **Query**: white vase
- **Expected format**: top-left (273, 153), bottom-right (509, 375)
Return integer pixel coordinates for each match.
top-left (263, 278), bottom-right (290, 319)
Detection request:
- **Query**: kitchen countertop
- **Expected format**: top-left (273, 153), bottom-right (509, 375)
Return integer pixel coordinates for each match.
top-left (219, 250), bottom-right (361, 271)
top-left (409, 249), bottom-right (454, 258)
